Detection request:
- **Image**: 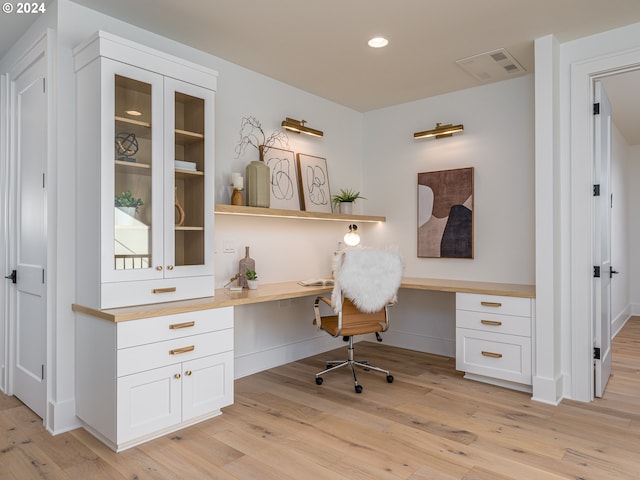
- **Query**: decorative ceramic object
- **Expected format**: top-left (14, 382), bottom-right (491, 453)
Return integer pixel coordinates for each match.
top-left (231, 188), bottom-right (244, 206)
top-left (174, 187), bottom-right (185, 226)
top-left (246, 160), bottom-right (270, 207)
top-left (238, 246), bottom-right (255, 288)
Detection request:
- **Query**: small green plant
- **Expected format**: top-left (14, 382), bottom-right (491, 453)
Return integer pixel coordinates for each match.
top-left (331, 188), bottom-right (366, 207)
top-left (115, 190), bottom-right (144, 212)
top-left (245, 269), bottom-right (258, 281)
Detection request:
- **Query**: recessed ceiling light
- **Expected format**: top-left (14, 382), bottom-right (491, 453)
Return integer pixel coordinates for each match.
top-left (368, 37), bottom-right (389, 48)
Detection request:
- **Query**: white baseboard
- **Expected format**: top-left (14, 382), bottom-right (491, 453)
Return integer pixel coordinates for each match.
top-left (234, 335), bottom-right (341, 379)
top-left (46, 397), bottom-right (81, 435)
top-left (612, 307), bottom-right (631, 338)
top-left (531, 373), bottom-right (563, 405)
top-left (630, 303), bottom-right (640, 316)
top-left (379, 330), bottom-right (455, 358)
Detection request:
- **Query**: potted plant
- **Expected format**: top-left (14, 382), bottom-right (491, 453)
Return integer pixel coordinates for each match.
top-left (245, 269), bottom-right (259, 290)
top-left (331, 188), bottom-right (366, 215)
top-left (115, 190), bottom-right (144, 216)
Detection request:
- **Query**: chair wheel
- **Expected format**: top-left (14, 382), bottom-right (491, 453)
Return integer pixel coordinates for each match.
top-left (315, 377), bottom-right (323, 385)
top-left (355, 385), bottom-right (363, 394)
top-left (387, 375), bottom-right (394, 383)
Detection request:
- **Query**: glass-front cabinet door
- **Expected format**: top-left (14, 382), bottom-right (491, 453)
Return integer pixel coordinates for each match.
top-left (163, 78), bottom-right (214, 278)
top-left (107, 62), bottom-right (164, 283)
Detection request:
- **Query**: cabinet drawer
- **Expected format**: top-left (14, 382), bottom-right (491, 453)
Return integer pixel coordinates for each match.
top-left (456, 309), bottom-right (531, 337)
top-left (117, 307), bottom-right (233, 349)
top-left (456, 328), bottom-right (531, 385)
top-left (456, 293), bottom-right (531, 317)
top-left (117, 328), bottom-right (233, 377)
top-left (102, 276), bottom-right (214, 310)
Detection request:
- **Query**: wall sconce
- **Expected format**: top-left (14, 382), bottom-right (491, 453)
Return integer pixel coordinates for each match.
top-left (414, 122), bottom-right (464, 140)
top-left (343, 224), bottom-right (361, 247)
top-left (281, 117), bottom-right (324, 137)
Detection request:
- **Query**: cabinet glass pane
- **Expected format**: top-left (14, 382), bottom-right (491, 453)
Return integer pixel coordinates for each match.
top-left (174, 92), bottom-right (205, 267)
top-left (114, 75), bottom-right (153, 271)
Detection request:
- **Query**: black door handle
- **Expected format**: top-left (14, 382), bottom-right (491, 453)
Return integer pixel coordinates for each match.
top-left (4, 270), bottom-right (16, 284)
top-left (610, 266), bottom-right (619, 278)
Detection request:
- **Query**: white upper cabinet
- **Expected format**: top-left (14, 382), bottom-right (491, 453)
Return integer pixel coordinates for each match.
top-left (74, 32), bottom-right (217, 309)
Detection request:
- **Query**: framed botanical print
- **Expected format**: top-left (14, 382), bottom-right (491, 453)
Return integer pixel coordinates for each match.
top-left (418, 167), bottom-right (474, 258)
top-left (259, 146), bottom-right (301, 210)
top-left (296, 153), bottom-right (332, 213)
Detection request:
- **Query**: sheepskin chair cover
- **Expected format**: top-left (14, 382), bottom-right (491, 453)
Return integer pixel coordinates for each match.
top-left (331, 247), bottom-right (403, 313)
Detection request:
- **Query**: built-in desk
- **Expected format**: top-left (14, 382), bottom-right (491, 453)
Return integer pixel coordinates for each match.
top-left (72, 277), bottom-right (535, 451)
top-left (72, 277), bottom-right (534, 322)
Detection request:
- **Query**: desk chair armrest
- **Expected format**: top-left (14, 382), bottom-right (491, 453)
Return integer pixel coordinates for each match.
top-left (314, 296), bottom-right (334, 329)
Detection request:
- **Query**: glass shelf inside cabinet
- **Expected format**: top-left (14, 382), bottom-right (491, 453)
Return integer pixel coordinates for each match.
top-left (114, 74), bottom-right (153, 272)
top-left (173, 91), bottom-right (205, 267)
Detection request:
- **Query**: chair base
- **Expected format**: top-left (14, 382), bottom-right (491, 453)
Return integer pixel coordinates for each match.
top-left (315, 337), bottom-right (393, 393)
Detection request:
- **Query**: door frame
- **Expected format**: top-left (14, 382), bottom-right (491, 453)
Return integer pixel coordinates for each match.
top-left (569, 48), bottom-right (640, 401)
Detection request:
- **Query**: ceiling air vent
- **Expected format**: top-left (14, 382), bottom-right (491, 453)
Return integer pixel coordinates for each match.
top-left (456, 48), bottom-right (526, 82)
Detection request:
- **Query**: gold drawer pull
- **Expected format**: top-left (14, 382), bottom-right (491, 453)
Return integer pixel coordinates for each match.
top-left (169, 321), bottom-right (195, 330)
top-left (481, 320), bottom-right (503, 326)
top-left (185, 370), bottom-right (192, 376)
top-left (169, 345), bottom-right (195, 355)
top-left (480, 301), bottom-right (502, 307)
top-left (153, 287), bottom-right (177, 294)
top-left (481, 351), bottom-right (503, 359)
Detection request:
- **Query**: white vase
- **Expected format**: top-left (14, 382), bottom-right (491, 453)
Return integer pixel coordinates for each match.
top-left (247, 280), bottom-right (259, 290)
top-left (339, 202), bottom-right (353, 215)
top-left (117, 206), bottom-right (137, 217)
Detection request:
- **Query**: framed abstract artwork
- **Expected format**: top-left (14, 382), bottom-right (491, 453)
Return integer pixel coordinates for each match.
top-left (296, 153), bottom-right (332, 213)
top-left (417, 167), bottom-right (474, 258)
top-left (259, 146), bottom-right (301, 210)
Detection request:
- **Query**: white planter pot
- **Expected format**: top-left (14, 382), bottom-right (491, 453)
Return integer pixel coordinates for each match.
top-left (339, 202), bottom-right (353, 215)
top-left (247, 280), bottom-right (259, 290)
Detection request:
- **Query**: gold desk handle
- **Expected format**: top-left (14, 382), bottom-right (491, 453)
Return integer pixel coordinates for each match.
top-left (480, 301), bottom-right (502, 307)
top-left (153, 287), bottom-right (177, 294)
top-left (481, 351), bottom-right (503, 359)
top-left (481, 320), bottom-right (503, 326)
top-left (185, 370), bottom-right (192, 376)
top-left (170, 345), bottom-right (195, 355)
top-left (169, 321), bottom-right (195, 330)
top-left (174, 373), bottom-right (181, 379)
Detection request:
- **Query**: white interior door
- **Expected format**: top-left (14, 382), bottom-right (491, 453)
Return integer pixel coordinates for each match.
top-left (593, 80), bottom-right (612, 397)
top-left (9, 46), bottom-right (47, 418)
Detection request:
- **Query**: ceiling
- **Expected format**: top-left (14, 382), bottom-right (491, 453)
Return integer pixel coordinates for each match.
top-left (1, 0), bottom-right (639, 143)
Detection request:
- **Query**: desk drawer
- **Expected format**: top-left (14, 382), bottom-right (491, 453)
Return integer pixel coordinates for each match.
top-left (456, 328), bottom-right (531, 385)
top-left (117, 328), bottom-right (233, 377)
top-left (456, 293), bottom-right (531, 317)
top-left (456, 310), bottom-right (531, 337)
top-left (117, 307), bottom-right (233, 349)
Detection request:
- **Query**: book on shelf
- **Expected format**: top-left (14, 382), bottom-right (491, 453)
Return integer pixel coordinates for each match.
top-left (298, 278), bottom-right (334, 287)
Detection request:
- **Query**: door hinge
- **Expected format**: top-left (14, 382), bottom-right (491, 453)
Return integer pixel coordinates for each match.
top-left (593, 103), bottom-right (600, 115)
top-left (594, 266), bottom-right (601, 278)
top-left (593, 184), bottom-right (600, 196)
top-left (594, 347), bottom-right (601, 360)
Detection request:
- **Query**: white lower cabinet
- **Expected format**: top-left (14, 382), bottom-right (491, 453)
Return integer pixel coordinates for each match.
top-left (456, 293), bottom-right (534, 392)
top-left (76, 307), bottom-right (233, 451)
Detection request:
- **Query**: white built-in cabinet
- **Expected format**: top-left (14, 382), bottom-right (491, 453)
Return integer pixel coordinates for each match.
top-left (73, 32), bottom-right (229, 452)
top-left (456, 293), bottom-right (535, 393)
top-left (75, 308), bottom-right (234, 452)
top-left (74, 31), bottom-right (216, 309)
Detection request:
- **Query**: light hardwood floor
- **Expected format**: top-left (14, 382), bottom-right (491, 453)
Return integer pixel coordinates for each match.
top-left (2, 318), bottom-right (639, 479)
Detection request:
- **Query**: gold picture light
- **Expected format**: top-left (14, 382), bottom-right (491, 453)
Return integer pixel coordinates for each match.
top-left (414, 122), bottom-right (464, 140)
top-left (281, 117), bottom-right (324, 137)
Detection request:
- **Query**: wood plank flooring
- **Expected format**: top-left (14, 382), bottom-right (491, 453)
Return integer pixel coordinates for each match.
top-left (1, 317), bottom-right (639, 479)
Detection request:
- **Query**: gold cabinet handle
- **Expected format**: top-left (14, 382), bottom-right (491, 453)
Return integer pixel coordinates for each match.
top-left (169, 345), bottom-right (195, 355)
top-left (481, 351), bottom-right (503, 359)
top-left (185, 370), bottom-right (192, 376)
top-left (169, 321), bottom-right (195, 330)
top-left (481, 320), bottom-right (503, 326)
top-left (153, 287), bottom-right (177, 294)
top-left (167, 265), bottom-right (174, 271)
top-left (174, 373), bottom-right (181, 379)
top-left (156, 266), bottom-right (163, 271)
top-left (480, 301), bottom-right (502, 307)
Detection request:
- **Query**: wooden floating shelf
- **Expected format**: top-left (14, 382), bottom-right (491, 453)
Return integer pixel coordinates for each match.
top-left (214, 204), bottom-right (385, 223)
top-left (115, 116), bottom-right (151, 128)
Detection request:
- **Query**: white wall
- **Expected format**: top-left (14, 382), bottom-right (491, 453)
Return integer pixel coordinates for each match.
top-left (629, 145), bottom-right (640, 314)
top-left (363, 76), bottom-right (535, 284)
